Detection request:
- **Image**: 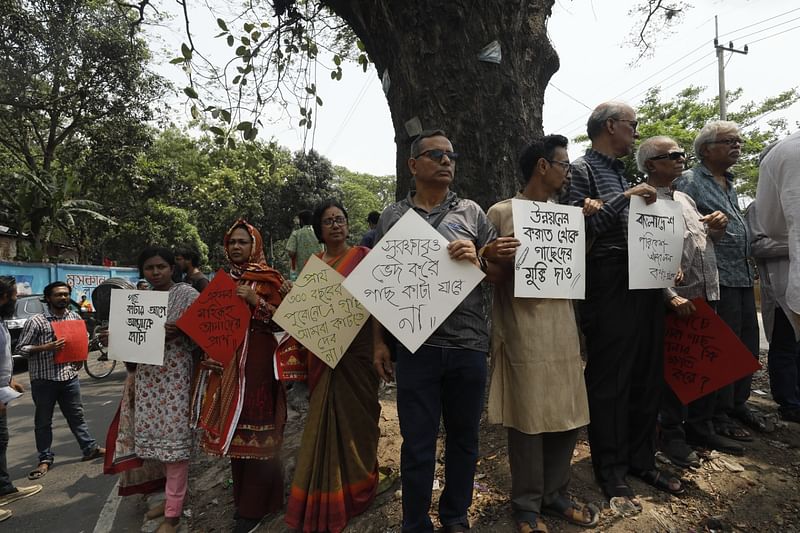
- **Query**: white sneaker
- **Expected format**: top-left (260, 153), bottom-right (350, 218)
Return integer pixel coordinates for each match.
top-left (0, 485), bottom-right (43, 506)
top-left (0, 508), bottom-right (11, 522)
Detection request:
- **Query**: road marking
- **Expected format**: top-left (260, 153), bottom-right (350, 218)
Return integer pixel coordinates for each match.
top-left (93, 479), bottom-right (121, 533)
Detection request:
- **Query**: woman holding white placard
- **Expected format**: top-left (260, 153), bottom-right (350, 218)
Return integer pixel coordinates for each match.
top-left (103, 247), bottom-right (198, 533)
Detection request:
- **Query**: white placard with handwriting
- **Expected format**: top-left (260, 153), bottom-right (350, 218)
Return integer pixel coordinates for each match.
top-left (627, 195), bottom-right (684, 289)
top-left (342, 209), bottom-right (485, 353)
top-left (511, 198), bottom-right (586, 299)
top-left (108, 290), bottom-right (168, 365)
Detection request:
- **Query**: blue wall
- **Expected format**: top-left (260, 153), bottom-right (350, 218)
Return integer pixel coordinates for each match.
top-left (0, 261), bottom-right (140, 304)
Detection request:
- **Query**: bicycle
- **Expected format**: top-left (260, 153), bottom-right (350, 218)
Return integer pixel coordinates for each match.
top-left (84, 324), bottom-right (117, 379)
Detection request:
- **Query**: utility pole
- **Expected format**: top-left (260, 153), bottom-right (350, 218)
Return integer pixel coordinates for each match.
top-left (715, 15), bottom-right (748, 120)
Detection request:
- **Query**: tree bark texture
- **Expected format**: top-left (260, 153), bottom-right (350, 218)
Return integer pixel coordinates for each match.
top-left (323, 0), bottom-right (559, 209)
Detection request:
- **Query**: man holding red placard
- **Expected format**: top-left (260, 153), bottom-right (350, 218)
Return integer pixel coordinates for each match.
top-left (16, 282), bottom-right (104, 481)
top-left (637, 136), bottom-right (746, 465)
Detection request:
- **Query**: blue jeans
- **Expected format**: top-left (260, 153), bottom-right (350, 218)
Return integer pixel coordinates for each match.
top-left (0, 409), bottom-right (14, 494)
top-left (31, 377), bottom-right (98, 464)
top-left (769, 307), bottom-right (800, 413)
top-left (395, 344), bottom-right (487, 533)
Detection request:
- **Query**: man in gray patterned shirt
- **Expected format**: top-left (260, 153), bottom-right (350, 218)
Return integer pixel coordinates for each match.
top-left (17, 281), bottom-right (104, 480)
top-left (372, 129), bottom-right (498, 533)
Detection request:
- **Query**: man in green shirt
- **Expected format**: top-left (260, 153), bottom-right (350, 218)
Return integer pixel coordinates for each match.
top-left (286, 210), bottom-right (323, 281)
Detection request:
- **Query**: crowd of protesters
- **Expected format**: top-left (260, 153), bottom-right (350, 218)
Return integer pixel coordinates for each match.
top-left (1, 103), bottom-right (798, 533)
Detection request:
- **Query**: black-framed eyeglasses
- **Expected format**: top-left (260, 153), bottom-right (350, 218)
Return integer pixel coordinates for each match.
top-left (321, 216), bottom-right (347, 227)
top-left (612, 118), bottom-right (639, 131)
top-left (415, 149), bottom-right (460, 162)
top-left (707, 137), bottom-right (744, 146)
top-left (546, 159), bottom-right (573, 173)
top-left (648, 151), bottom-right (686, 161)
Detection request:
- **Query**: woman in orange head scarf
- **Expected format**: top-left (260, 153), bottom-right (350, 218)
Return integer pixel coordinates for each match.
top-left (194, 219), bottom-right (287, 532)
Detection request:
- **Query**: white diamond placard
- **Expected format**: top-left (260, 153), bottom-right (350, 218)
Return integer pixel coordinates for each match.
top-left (342, 209), bottom-right (486, 353)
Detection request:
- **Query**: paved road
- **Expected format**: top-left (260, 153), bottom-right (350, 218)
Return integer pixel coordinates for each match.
top-left (3, 358), bottom-right (142, 532)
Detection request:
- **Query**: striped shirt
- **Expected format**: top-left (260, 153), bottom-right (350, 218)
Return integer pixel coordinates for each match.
top-left (566, 149), bottom-right (632, 257)
top-left (673, 164), bottom-right (753, 288)
top-left (374, 190), bottom-right (497, 353)
top-left (18, 307), bottom-right (83, 381)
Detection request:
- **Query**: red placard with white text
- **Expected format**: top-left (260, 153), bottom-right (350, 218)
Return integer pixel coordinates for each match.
top-left (664, 299), bottom-right (761, 405)
top-left (52, 320), bottom-right (89, 363)
top-left (176, 270), bottom-right (250, 366)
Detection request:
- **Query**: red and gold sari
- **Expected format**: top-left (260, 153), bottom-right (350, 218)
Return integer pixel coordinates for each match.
top-left (285, 245), bottom-right (381, 533)
top-left (192, 219), bottom-right (287, 518)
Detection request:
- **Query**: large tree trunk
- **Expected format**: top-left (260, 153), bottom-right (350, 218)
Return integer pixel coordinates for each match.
top-left (323, 0), bottom-right (558, 209)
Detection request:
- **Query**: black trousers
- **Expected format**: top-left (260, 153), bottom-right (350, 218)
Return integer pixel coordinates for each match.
top-left (580, 256), bottom-right (664, 495)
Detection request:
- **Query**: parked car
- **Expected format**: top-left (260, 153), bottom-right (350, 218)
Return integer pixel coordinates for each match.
top-left (6, 294), bottom-right (95, 364)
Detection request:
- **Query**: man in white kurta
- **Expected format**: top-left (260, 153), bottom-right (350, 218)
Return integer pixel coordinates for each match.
top-left (754, 131), bottom-right (800, 422)
top-left (484, 135), bottom-right (594, 532)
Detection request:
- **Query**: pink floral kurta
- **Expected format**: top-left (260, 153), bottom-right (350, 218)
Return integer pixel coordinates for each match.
top-left (134, 283), bottom-right (198, 463)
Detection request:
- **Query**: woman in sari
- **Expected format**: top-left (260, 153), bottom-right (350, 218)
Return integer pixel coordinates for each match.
top-left (285, 199), bottom-right (381, 533)
top-left (104, 247), bottom-right (199, 533)
top-left (193, 219), bottom-right (287, 533)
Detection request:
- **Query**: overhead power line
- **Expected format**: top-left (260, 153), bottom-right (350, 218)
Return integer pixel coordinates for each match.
top-left (718, 6), bottom-right (800, 39)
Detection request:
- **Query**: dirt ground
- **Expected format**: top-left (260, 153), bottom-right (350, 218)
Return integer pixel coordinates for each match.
top-left (157, 349), bottom-right (800, 533)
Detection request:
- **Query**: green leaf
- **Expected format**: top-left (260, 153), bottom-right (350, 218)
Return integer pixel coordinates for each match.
top-left (183, 86), bottom-right (198, 99)
top-left (236, 121), bottom-right (253, 131)
top-left (235, 45), bottom-right (247, 56)
top-left (227, 35), bottom-right (234, 47)
top-left (316, 96), bottom-right (323, 106)
top-left (181, 43), bottom-right (192, 59)
top-left (244, 22), bottom-right (254, 33)
top-left (333, 54), bottom-right (341, 66)
top-left (241, 36), bottom-right (250, 46)
top-left (232, 75), bottom-right (241, 85)
top-left (244, 127), bottom-right (258, 141)
top-left (356, 39), bottom-right (365, 51)
top-left (217, 18), bottom-right (228, 31)
top-left (251, 31), bottom-right (261, 42)
top-left (227, 137), bottom-right (236, 149)
top-left (209, 126), bottom-right (225, 136)
top-left (169, 57), bottom-right (185, 64)
top-left (211, 109), bottom-right (220, 119)
top-left (299, 118), bottom-right (307, 127)
top-left (190, 105), bottom-right (199, 119)
top-left (220, 109), bottom-right (231, 123)
top-left (330, 70), bottom-right (337, 80)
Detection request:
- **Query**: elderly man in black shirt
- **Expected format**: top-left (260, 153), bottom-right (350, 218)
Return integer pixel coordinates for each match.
top-left (566, 102), bottom-right (683, 512)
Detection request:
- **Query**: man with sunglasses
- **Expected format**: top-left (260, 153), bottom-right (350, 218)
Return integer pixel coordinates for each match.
top-left (637, 136), bottom-right (745, 464)
top-left (674, 121), bottom-right (769, 441)
top-left (371, 129), bottom-right (497, 533)
top-left (564, 101), bottom-right (666, 513)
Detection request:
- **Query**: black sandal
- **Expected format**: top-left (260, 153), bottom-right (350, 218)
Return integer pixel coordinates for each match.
top-left (632, 468), bottom-right (685, 496)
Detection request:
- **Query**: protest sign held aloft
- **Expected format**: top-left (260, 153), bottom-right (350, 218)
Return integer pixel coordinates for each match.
top-left (511, 198), bottom-right (585, 299)
top-left (108, 289), bottom-right (168, 365)
top-left (176, 269), bottom-right (251, 367)
top-left (274, 255), bottom-right (369, 369)
top-left (664, 298), bottom-right (761, 404)
top-left (627, 195), bottom-right (684, 290)
top-left (342, 209), bottom-right (485, 354)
